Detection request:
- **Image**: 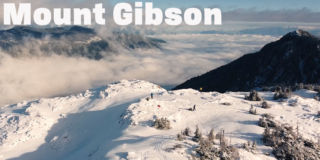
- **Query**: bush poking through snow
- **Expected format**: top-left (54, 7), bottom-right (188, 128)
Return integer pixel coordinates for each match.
top-left (208, 128), bottom-right (215, 143)
top-left (218, 129), bottom-right (228, 149)
top-left (304, 84), bottom-right (314, 90)
top-left (192, 125), bottom-right (203, 142)
top-left (261, 101), bottom-right (271, 109)
top-left (261, 113), bottom-right (274, 119)
top-left (176, 133), bottom-right (184, 141)
top-left (252, 140), bottom-right (257, 152)
top-left (249, 105), bottom-right (257, 115)
top-left (258, 117), bottom-right (278, 128)
top-left (245, 90), bottom-right (263, 101)
top-left (262, 121), bottom-right (320, 160)
top-left (195, 130), bottom-right (239, 160)
top-left (215, 132), bottom-right (222, 140)
top-left (242, 140), bottom-right (258, 154)
top-left (182, 127), bottom-right (191, 136)
top-left (199, 138), bottom-right (213, 150)
top-left (189, 126), bottom-right (239, 160)
top-left (196, 140), bottom-right (240, 160)
top-left (154, 118), bottom-right (171, 130)
top-left (273, 86), bottom-right (292, 100)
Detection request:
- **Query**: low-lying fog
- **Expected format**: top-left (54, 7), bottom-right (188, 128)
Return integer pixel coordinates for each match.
top-left (0, 34), bottom-right (278, 106)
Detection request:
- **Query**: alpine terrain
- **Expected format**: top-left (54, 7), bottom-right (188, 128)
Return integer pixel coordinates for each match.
top-left (1, 79), bottom-right (320, 159)
top-left (174, 30), bottom-right (320, 92)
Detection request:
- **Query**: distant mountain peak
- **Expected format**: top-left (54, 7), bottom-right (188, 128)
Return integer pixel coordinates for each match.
top-left (295, 29), bottom-right (314, 37)
top-left (174, 30), bottom-right (320, 92)
top-left (283, 29), bottom-right (317, 39)
top-left (0, 26), bottom-right (165, 60)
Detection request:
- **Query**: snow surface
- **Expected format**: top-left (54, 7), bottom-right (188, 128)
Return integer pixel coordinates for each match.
top-left (0, 80), bottom-right (320, 160)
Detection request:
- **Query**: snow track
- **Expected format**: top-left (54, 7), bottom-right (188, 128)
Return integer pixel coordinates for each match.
top-left (154, 136), bottom-right (171, 160)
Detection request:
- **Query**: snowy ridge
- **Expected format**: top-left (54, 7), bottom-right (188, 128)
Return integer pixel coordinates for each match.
top-left (0, 80), bottom-right (165, 160)
top-left (98, 79), bottom-right (165, 99)
top-left (0, 80), bottom-right (320, 160)
top-left (287, 29), bottom-right (303, 37)
top-left (0, 105), bottom-right (53, 147)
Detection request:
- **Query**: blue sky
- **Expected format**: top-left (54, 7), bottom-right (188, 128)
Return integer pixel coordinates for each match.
top-left (1, 0), bottom-right (320, 30)
top-left (109, 0), bottom-right (320, 11)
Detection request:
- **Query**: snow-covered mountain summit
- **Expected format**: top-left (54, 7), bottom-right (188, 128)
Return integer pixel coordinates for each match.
top-left (174, 30), bottom-right (320, 92)
top-left (1, 80), bottom-right (320, 160)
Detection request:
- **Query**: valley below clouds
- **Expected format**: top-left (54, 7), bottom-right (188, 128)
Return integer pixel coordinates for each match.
top-left (0, 34), bottom-right (278, 106)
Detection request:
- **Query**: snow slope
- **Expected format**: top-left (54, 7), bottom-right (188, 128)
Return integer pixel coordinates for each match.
top-left (0, 80), bottom-right (320, 160)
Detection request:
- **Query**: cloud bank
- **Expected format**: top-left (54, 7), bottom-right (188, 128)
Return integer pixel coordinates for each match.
top-left (0, 34), bottom-right (278, 106)
top-left (222, 8), bottom-right (320, 23)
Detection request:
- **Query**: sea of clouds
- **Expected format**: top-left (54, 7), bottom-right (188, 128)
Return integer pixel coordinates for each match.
top-left (0, 33), bottom-right (279, 106)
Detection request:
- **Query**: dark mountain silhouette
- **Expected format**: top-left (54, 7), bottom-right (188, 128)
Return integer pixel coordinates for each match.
top-left (0, 26), bottom-right (165, 60)
top-left (174, 30), bottom-right (320, 92)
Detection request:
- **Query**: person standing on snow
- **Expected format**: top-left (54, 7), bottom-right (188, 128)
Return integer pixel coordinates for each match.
top-left (193, 105), bottom-right (196, 111)
top-left (151, 93), bottom-right (154, 99)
